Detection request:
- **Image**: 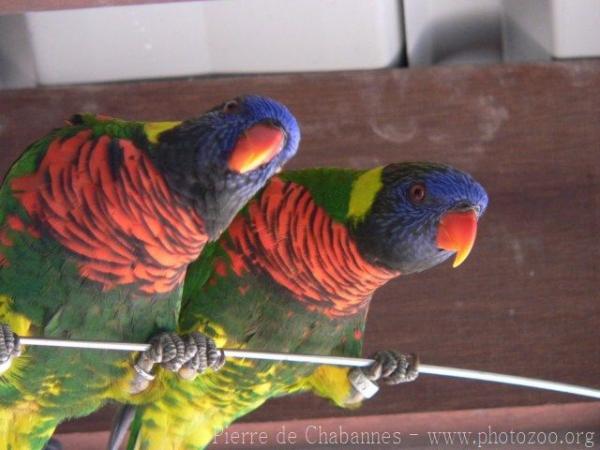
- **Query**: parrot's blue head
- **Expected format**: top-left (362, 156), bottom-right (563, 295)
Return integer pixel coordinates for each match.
top-left (353, 162), bottom-right (488, 274)
top-left (154, 94), bottom-right (300, 239)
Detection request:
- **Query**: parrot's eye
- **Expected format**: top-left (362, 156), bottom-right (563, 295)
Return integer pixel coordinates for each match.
top-left (408, 183), bottom-right (426, 204)
top-left (223, 100), bottom-right (240, 114)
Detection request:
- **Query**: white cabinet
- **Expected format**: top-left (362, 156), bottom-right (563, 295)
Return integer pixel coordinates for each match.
top-left (24, 0), bottom-right (403, 85)
top-left (503, 0), bottom-right (600, 61)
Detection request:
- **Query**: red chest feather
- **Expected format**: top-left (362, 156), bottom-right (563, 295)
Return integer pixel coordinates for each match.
top-left (10, 130), bottom-right (207, 295)
top-left (224, 177), bottom-right (399, 317)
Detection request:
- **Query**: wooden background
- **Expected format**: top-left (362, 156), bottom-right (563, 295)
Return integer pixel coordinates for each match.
top-left (1, 60), bottom-right (600, 440)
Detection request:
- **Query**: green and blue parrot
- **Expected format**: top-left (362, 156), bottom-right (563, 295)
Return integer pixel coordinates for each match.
top-left (0, 95), bottom-right (300, 449)
top-left (119, 163), bottom-right (488, 450)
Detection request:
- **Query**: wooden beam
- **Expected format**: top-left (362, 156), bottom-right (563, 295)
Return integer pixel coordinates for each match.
top-left (56, 402), bottom-right (600, 449)
top-left (2, 61), bottom-right (600, 433)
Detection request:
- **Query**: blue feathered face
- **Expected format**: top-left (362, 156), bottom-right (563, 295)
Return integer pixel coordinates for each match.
top-left (354, 162), bottom-right (488, 274)
top-left (155, 94), bottom-right (300, 238)
top-left (198, 95), bottom-right (300, 182)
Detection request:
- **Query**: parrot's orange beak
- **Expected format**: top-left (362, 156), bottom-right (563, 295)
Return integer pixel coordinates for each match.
top-left (436, 209), bottom-right (478, 268)
top-left (228, 123), bottom-right (285, 174)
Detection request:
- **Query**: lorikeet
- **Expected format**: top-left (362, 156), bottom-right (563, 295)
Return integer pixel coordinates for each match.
top-left (0, 95), bottom-right (300, 449)
top-left (120, 163), bottom-right (488, 450)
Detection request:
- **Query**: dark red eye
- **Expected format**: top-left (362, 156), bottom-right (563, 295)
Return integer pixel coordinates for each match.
top-left (223, 100), bottom-right (239, 113)
top-left (409, 183), bottom-right (426, 204)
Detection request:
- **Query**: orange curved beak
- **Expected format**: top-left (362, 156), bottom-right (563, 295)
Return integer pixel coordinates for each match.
top-left (228, 123), bottom-right (285, 174)
top-left (436, 209), bottom-right (478, 268)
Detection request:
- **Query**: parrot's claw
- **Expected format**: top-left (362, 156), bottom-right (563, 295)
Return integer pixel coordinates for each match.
top-left (0, 324), bottom-right (21, 375)
top-left (348, 351), bottom-right (418, 400)
top-left (364, 351), bottom-right (419, 385)
top-left (130, 331), bottom-right (224, 393)
top-left (177, 332), bottom-right (225, 381)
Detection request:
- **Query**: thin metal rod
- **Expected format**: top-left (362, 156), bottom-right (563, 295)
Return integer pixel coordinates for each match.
top-left (419, 365), bottom-right (600, 400)
top-left (223, 349), bottom-right (373, 366)
top-left (18, 337), bottom-right (600, 400)
top-left (20, 337), bottom-right (150, 352)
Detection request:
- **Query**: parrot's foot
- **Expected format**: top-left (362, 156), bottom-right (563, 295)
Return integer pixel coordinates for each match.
top-left (176, 332), bottom-right (226, 380)
top-left (348, 351), bottom-right (418, 400)
top-left (130, 332), bottom-right (225, 394)
top-left (0, 324), bottom-right (21, 375)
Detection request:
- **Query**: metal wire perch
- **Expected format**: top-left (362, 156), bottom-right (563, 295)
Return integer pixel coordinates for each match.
top-left (19, 336), bottom-right (600, 400)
